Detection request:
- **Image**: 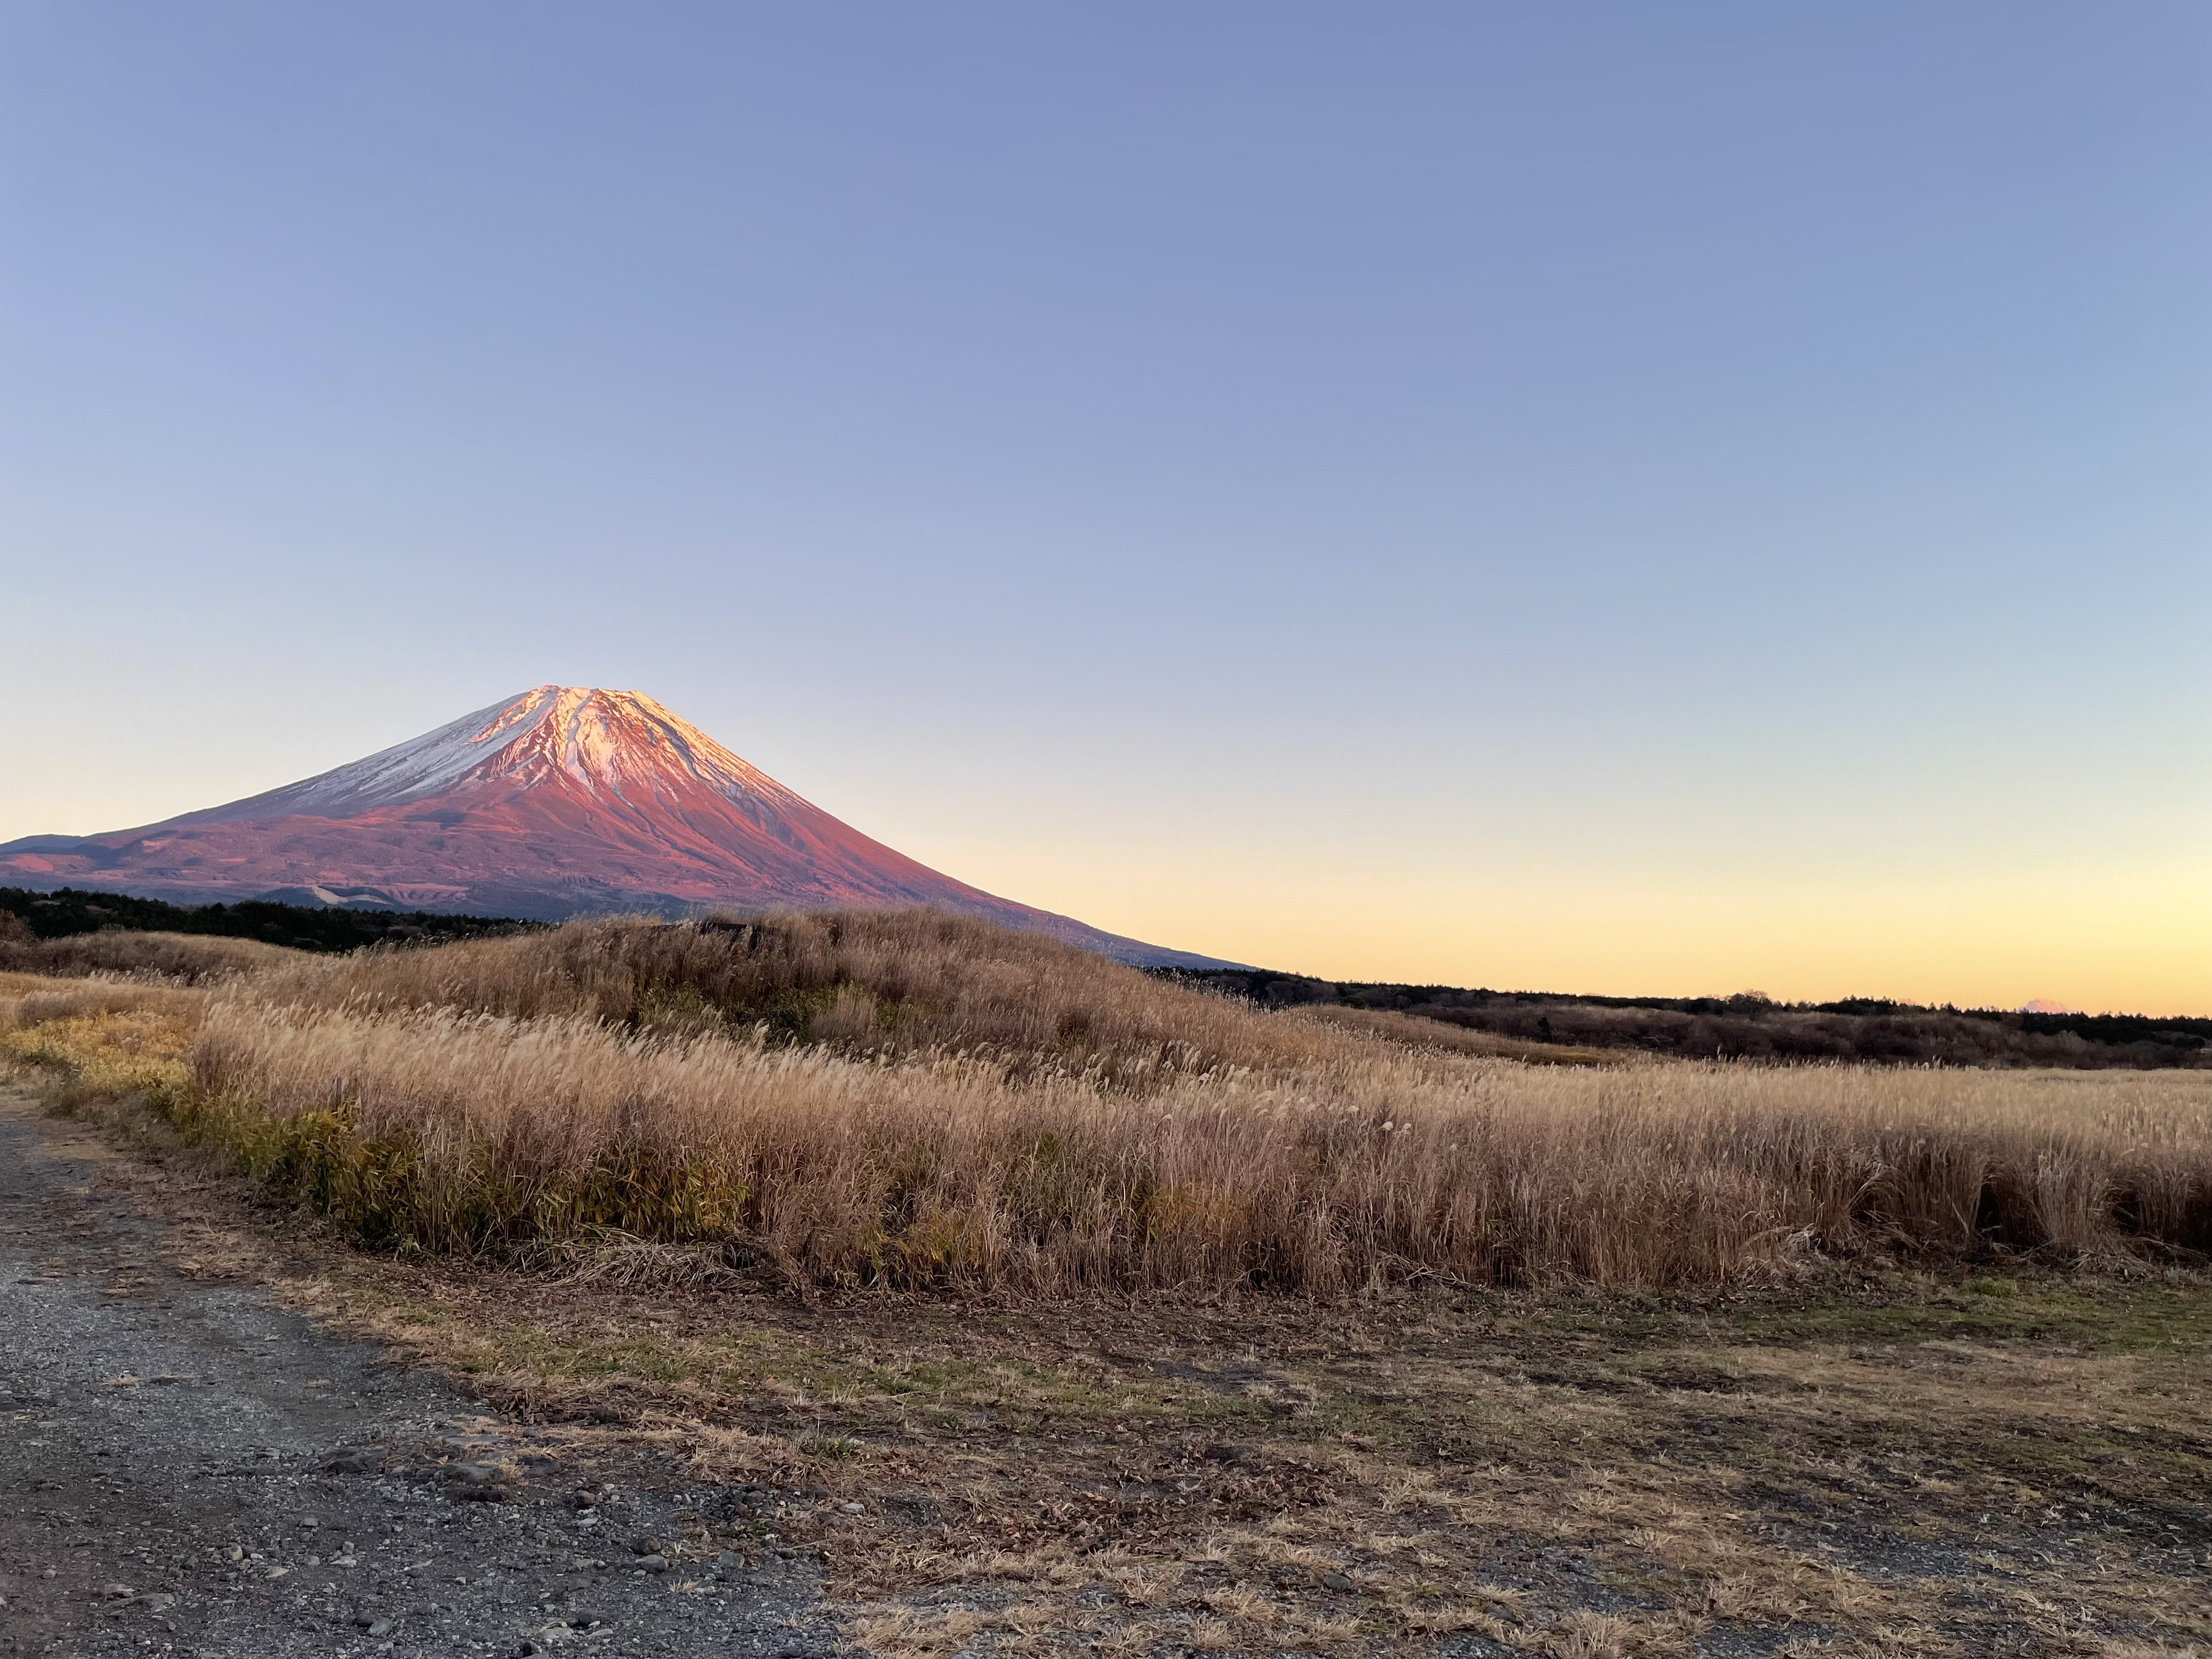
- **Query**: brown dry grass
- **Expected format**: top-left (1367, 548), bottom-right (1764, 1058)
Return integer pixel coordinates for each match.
top-left (0, 976), bottom-right (201, 1102)
top-left (0, 975), bottom-right (205, 1027)
top-left (0, 928), bottom-right (296, 984)
top-left (1296, 1004), bottom-right (1623, 1067)
top-left (251, 910), bottom-right (1338, 1081)
top-left (183, 990), bottom-right (2212, 1292)
top-left (3, 912), bottom-right (2207, 1294)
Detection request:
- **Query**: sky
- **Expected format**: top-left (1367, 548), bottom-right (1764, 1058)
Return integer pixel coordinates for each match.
top-left (2, 3), bottom-right (2207, 1014)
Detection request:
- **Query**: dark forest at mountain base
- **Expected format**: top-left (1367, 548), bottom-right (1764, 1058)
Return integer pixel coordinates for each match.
top-left (0, 885), bottom-right (539, 952)
top-left (1160, 967), bottom-right (2212, 1070)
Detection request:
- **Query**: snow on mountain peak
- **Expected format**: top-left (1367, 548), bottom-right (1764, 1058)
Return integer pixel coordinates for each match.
top-left (485, 686), bottom-right (797, 808)
top-left (173, 685), bottom-right (796, 826)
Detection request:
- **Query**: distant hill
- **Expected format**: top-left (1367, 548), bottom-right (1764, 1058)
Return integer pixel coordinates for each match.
top-left (0, 685), bottom-right (1234, 970)
top-left (1163, 968), bottom-right (2212, 1070)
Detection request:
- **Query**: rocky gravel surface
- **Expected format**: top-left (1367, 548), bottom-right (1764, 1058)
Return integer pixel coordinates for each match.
top-left (0, 1089), bottom-right (840, 1658)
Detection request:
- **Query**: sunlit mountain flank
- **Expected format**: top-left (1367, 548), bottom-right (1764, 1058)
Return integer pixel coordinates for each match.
top-left (0, 686), bottom-right (1232, 968)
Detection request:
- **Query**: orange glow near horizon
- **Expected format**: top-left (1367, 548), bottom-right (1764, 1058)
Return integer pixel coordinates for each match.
top-left (960, 846), bottom-right (2212, 1017)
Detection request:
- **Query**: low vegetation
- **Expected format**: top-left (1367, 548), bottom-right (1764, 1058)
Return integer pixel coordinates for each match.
top-left (0, 926), bottom-right (297, 984)
top-left (293, 1252), bottom-right (2212, 1659)
top-left (242, 910), bottom-right (1336, 1082)
top-left (5, 913), bottom-right (2209, 1296)
top-left (1176, 968), bottom-right (2212, 1069)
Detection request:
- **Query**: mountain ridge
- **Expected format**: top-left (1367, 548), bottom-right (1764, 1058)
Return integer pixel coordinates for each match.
top-left (0, 686), bottom-right (1237, 969)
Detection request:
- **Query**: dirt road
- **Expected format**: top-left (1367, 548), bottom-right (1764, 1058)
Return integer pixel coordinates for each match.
top-left (0, 1087), bottom-right (838, 1658)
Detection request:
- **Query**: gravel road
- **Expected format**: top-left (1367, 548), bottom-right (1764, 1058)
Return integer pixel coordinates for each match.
top-left (0, 1086), bottom-right (839, 1658)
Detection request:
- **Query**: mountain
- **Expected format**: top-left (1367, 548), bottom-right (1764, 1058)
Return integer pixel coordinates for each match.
top-left (0, 686), bottom-right (1234, 969)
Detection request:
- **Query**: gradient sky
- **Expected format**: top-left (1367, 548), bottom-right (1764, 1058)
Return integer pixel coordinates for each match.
top-left (3, 3), bottom-right (2207, 1013)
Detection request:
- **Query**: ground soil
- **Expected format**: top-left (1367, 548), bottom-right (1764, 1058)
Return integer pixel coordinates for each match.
top-left (0, 1085), bottom-right (837, 1659)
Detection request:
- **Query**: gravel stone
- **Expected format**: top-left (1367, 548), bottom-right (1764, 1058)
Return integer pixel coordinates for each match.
top-left (0, 1085), bottom-right (831, 1657)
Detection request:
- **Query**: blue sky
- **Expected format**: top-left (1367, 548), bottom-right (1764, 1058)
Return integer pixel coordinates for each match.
top-left (3, 3), bottom-right (2207, 1008)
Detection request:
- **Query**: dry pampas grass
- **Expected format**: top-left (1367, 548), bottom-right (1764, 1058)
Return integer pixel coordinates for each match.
top-left (173, 916), bottom-right (2212, 1291)
top-left (8, 914), bottom-right (2208, 1294)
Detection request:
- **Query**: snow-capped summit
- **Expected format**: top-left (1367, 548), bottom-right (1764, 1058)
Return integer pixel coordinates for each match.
top-left (188, 687), bottom-right (809, 824)
top-left (0, 687), bottom-right (1232, 968)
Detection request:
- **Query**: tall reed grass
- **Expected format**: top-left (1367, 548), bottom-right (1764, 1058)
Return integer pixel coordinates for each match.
top-left (183, 921), bottom-right (2212, 1289)
top-left (9, 917), bottom-right (2208, 1293)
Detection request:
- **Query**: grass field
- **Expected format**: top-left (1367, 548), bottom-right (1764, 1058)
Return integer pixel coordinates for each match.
top-left (3, 914), bottom-right (2209, 1655)
top-left (10, 913), bottom-right (2210, 1294)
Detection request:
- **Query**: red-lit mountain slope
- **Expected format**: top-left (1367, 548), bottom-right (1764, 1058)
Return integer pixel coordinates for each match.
top-left (0, 686), bottom-right (1233, 968)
